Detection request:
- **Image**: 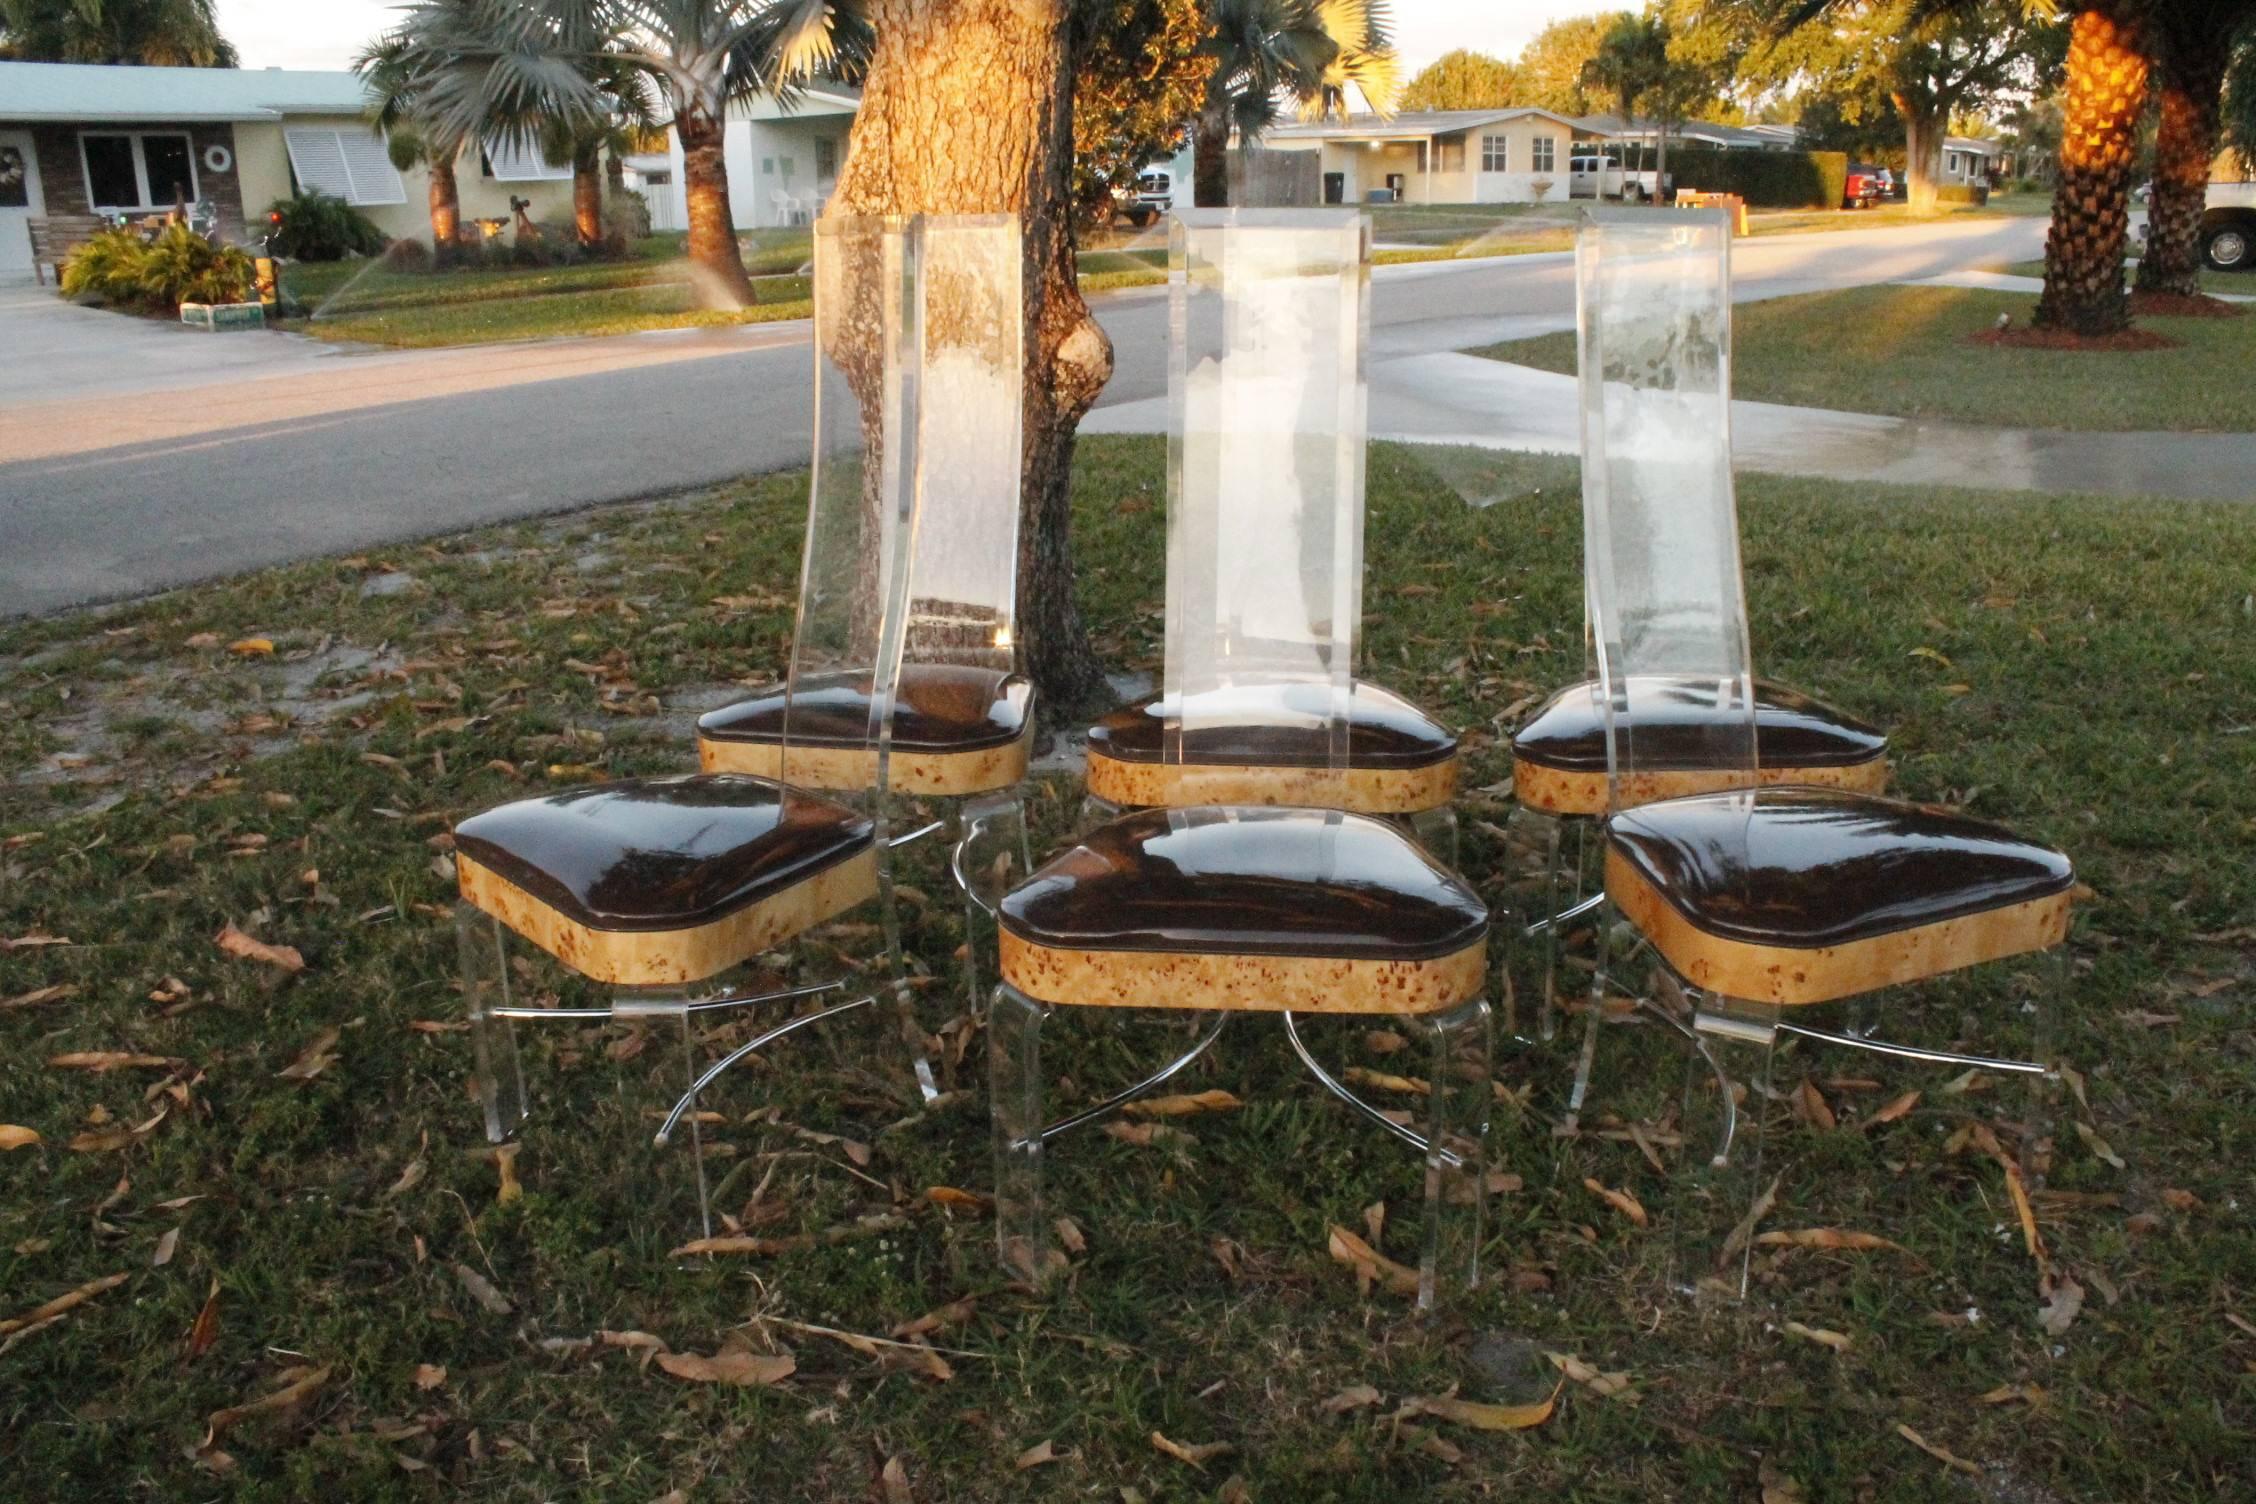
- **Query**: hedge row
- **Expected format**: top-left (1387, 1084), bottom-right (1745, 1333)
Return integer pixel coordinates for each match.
top-left (1665, 147), bottom-right (1849, 210)
top-left (1936, 183), bottom-right (1990, 205)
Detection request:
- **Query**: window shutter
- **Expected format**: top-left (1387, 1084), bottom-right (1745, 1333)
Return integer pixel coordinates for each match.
top-left (485, 138), bottom-right (572, 182)
top-left (337, 130), bottom-right (406, 205)
top-left (284, 128), bottom-right (353, 200)
top-left (285, 128), bottom-right (405, 207)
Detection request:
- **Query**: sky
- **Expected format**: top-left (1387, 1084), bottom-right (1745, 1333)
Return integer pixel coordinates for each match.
top-left (217, 0), bottom-right (1590, 75)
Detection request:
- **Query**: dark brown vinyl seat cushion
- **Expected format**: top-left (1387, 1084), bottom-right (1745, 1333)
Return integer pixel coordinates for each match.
top-left (1514, 677), bottom-right (1886, 774)
top-left (454, 774), bottom-right (874, 933)
top-left (1604, 788), bottom-right (2074, 1005)
top-left (698, 664), bottom-right (1031, 754)
top-left (1004, 807), bottom-right (1487, 960)
top-left (1087, 681), bottom-right (1457, 769)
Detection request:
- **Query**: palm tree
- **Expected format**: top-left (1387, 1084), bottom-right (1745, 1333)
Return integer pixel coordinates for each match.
top-left (1581, 11), bottom-right (1674, 197)
top-left (358, 27), bottom-right (477, 250)
top-left (2135, 3), bottom-right (2256, 298)
top-left (1191, 0), bottom-right (1402, 207)
top-left (0, 0), bottom-right (236, 65)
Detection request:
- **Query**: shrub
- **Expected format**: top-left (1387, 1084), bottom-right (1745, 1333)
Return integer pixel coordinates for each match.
top-left (1936, 183), bottom-right (1990, 206)
top-left (61, 223), bottom-right (256, 311)
top-left (266, 192), bottom-right (388, 261)
top-left (1668, 147), bottom-right (1849, 209)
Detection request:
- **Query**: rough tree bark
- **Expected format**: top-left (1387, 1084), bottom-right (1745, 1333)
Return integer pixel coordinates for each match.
top-left (830, 0), bottom-right (1116, 713)
top-left (572, 143), bottom-right (605, 246)
top-left (678, 106), bottom-right (757, 307)
top-left (2036, 3), bottom-right (2151, 335)
top-left (1896, 94), bottom-right (1947, 213)
top-left (2136, 33), bottom-right (2229, 298)
top-left (1193, 100), bottom-right (1230, 206)
top-left (427, 153), bottom-right (461, 247)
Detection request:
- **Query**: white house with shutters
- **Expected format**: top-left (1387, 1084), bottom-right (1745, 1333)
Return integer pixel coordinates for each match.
top-left (1257, 107), bottom-right (1597, 205)
top-left (0, 61), bottom-right (577, 280)
top-left (635, 83), bottom-right (860, 232)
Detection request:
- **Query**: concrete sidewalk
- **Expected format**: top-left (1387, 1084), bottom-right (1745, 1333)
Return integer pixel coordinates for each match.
top-left (1903, 267), bottom-right (2256, 303)
top-left (1084, 350), bottom-right (2256, 505)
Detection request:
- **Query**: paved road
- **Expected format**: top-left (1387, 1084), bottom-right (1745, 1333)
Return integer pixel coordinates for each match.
top-left (0, 214), bottom-right (2049, 618)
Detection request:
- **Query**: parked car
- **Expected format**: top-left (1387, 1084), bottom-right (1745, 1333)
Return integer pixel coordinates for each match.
top-left (1843, 165), bottom-right (1885, 208)
top-left (1569, 150), bottom-right (1664, 202)
top-left (2136, 181), bottom-right (2256, 270)
top-left (1120, 169), bottom-right (1177, 227)
top-left (1873, 168), bottom-right (1899, 201)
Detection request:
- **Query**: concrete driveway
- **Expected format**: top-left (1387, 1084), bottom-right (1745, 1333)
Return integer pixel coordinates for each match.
top-left (0, 212), bottom-right (2087, 619)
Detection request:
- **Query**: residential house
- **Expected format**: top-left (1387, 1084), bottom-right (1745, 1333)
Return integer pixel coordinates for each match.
top-left (1259, 108), bottom-right (1596, 205)
top-left (644, 83), bottom-right (859, 231)
top-left (0, 61), bottom-right (577, 281)
top-left (1574, 115), bottom-right (1803, 155)
top-left (1940, 136), bottom-right (2007, 187)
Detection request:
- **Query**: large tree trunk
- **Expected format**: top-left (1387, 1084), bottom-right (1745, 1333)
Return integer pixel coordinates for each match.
top-left (428, 153), bottom-right (460, 248)
top-left (677, 107), bottom-right (757, 308)
top-left (2136, 39), bottom-right (2226, 298)
top-left (2036, 3), bottom-right (2150, 335)
top-left (572, 143), bottom-right (604, 247)
top-left (1193, 99), bottom-right (1230, 207)
top-left (833, 0), bottom-right (1114, 713)
top-left (1897, 94), bottom-right (1945, 213)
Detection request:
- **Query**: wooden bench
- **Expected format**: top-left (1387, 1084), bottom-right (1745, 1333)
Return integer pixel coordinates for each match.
top-left (26, 215), bottom-right (108, 286)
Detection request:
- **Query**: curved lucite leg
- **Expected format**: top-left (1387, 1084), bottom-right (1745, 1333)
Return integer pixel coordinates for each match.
top-left (1078, 793), bottom-right (1124, 836)
top-left (990, 984), bottom-right (1059, 1287)
top-left (1673, 988), bottom-right (1782, 1304)
top-left (458, 902), bottom-right (527, 1143)
top-left (1537, 811), bottom-right (1566, 1042)
top-left (678, 1010), bottom-right (713, 1240)
top-left (1414, 997), bottom-right (1493, 1311)
top-left (2022, 946), bottom-right (2065, 1187)
top-left (1409, 804), bottom-right (1460, 867)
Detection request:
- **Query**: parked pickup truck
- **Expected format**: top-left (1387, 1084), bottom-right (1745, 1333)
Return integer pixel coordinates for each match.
top-left (1119, 169), bottom-right (1177, 227)
top-left (2144, 181), bottom-right (2256, 270)
top-left (1568, 150), bottom-right (1667, 202)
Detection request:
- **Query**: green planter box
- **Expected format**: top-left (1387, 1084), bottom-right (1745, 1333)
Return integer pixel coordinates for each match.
top-left (179, 301), bottom-right (266, 331)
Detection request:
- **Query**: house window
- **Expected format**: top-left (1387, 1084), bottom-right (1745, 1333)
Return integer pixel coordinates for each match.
top-left (816, 137), bottom-right (838, 179)
top-left (484, 138), bottom-right (573, 182)
top-left (283, 127), bottom-right (406, 206)
top-left (761, 156), bottom-right (775, 175)
top-left (1531, 135), bottom-right (1556, 173)
top-left (778, 155), bottom-right (796, 181)
top-left (1435, 135), bottom-right (1466, 173)
top-left (1480, 134), bottom-right (1507, 173)
top-left (79, 131), bottom-right (196, 211)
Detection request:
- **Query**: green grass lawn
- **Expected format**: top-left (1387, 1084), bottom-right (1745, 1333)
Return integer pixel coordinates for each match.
top-left (2000, 257), bottom-right (2254, 297)
top-left (1475, 283), bottom-right (2256, 432)
top-left (4, 437), bottom-right (2252, 1499)
top-left (297, 275), bottom-right (816, 347)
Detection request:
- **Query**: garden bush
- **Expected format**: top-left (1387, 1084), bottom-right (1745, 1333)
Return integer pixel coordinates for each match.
top-left (1668, 147), bottom-right (1849, 209)
top-left (61, 223), bottom-right (256, 311)
top-left (1936, 182), bottom-right (1991, 205)
top-left (266, 191), bottom-right (388, 261)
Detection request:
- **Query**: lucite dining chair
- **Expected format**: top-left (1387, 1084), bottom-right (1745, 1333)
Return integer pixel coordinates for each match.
top-left (1570, 210), bottom-right (2074, 1300)
top-left (988, 210), bottom-right (1495, 1311)
top-left (696, 213), bottom-right (1034, 1096)
top-left (1081, 210), bottom-right (1463, 858)
top-left (454, 215), bottom-right (1002, 1234)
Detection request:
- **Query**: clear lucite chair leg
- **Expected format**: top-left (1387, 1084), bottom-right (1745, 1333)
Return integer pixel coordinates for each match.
top-left (990, 984), bottom-right (1058, 1287)
top-left (2021, 944), bottom-right (2067, 1188)
top-left (1563, 893), bottom-right (1613, 1129)
top-left (1673, 988), bottom-right (1783, 1304)
top-left (678, 1009), bottom-right (714, 1240)
top-left (872, 815), bottom-right (936, 1102)
top-left (1409, 804), bottom-right (1459, 867)
top-left (458, 901), bottom-right (527, 1142)
top-left (1078, 793), bottom-right (1124, 836)
top-left (1537, 812), bottom-right (1566, 1042)
top-left (1414, 996), bottom-right (1494, 1311)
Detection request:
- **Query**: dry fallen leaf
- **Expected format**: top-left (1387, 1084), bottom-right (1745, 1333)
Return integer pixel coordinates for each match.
top-left (881, 1454), bottom-right (912, 1504)
top-left (184, 1277), bottom-right (221, 1359)
top-left (1865, 1089), bottom-right (1921, 1127)
top-left (925, 1186), bottom-right (993, 1212)
top-left (1404, 1382), bottom-right (1563, 1431)
top-left (67, 1105), bottom-right (167, 1152)
top-left (1781, 1320), bottom-right (1851, 1352)
top-left (1896, 1422), bottom-right (1981, 1476)
top-left (1326, 1225), bottom-right (1421, 1299)
top-left (413, 1363), bottom-right (447, 1391)
top-left (2074, 1121), bottom-right (2126, 1170)
top-left (891, 1296), bottom-right (976, 1340)
top-left (1583, 1179), bottom-right (1648, 1228)
top-left (153, 1227), bottom-right (180, 1268)
top-left (1794, 1079), bottom-right (1838, 1131)
top-left (655, 1350), bottom-right (795, 1386)
top-left (1150, 1431), bottom-right (1234, 1472)
top-left (1014, 1439), bottom-right (1061, 1470)
top-left (227, 638), bottom-right (275, 657)
top-left (1545, 1351), bottom-right (1640, 1404)
top-left (48, 1051), bottom-right (175, 1073)
top-left (1122, 1089), bottom-right (1243, 1118)
top-left (452, 1263), bottom-right (512, 1316)
top-left (277, 1028), bottom-right (342, 1082)
top-left (1977, 1382), bottom-right (2048, 1409)
top-left (1322, 1383), bottom-right (1384, 1414)
top-left (203, 1364), bottom-right (331, 1451)
top-left (1, 984), bottom-right (76, 1012)
top-left (494, 1142), bottom-right (523, 1205)
top-left (1, 1271), bottom-right (131, 1336)
top-left (1754, 1227), bottom-right (1906, 1255)
top-left (215, 924), bottom-right (305, 974)
top-left (0, 1125), bottom-right (40, 1151)
top-left (2037, 1274), bottom-right (2084, 1336)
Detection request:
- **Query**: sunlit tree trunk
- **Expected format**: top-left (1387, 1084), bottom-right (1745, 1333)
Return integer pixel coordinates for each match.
top-left (428, 152), bottom-right (461, 246)
top-left (678, 106), bottom-right (756, 307)
top-left (832, 0), bottom-right (1115, 710)
top-left (1193, 100), bottom-right (1230, 206)
top-left (2136, 39), bottom-right (2227, 298)
top-left (572, 142), bottom-right (605, 245)
top-left (2036, 3), bottom-right (2150, 335)
top-left (1897, 93), bottom-right (1946, 212)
